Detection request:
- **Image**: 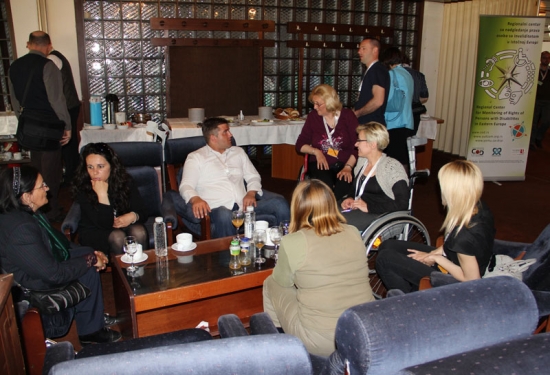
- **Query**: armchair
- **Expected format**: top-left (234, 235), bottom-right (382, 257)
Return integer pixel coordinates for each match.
top-left (45, 331), bottom-right (312, 375)
top-left (419, 224), bottom-right (550, 332)
top-left (243, 277), bottom-right (540, 375)
top-left (164, 136), bottom-right (282, 241)
top-left (62, 142), bottom-right (177, 249)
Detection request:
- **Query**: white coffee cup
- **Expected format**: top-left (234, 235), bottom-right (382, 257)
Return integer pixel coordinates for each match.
top-left (13, 152), bottom-right (22, 160)
top-left (255, 220), bottom-right (269, 231)
top-left (176, 233), bottom-right (193, 249)
top-left (4, 151), bottom-right (12, 160)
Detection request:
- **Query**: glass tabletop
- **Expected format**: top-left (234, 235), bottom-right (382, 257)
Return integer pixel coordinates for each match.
top-left (121, 249), bottom-right (275, 296)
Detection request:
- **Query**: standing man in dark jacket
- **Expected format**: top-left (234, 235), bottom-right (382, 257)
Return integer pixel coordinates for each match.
top-left (9, 31), bottom-right (71, 221)
top-left (48, 48), bottom-right (81, 183)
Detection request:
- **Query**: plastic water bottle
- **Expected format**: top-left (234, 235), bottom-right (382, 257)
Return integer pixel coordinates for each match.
top-left (153, 217), bottom-right (167, 257)
top-left (244, 206), bottom-right (255, 239)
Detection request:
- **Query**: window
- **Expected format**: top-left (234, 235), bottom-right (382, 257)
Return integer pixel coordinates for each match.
top-left (78, 0), bottom-right (423, 122)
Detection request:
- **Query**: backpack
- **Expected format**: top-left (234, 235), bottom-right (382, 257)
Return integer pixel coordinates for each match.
top-left (385, 69), bottom-right (406, 122)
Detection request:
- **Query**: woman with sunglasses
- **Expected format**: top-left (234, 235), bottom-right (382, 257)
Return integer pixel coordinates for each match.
top-left (72, 143), bottom-right (148, 256)
top-left (0, 166), bottom-right (120, 344)
top-left (340, 122), bottom-right (409, 231)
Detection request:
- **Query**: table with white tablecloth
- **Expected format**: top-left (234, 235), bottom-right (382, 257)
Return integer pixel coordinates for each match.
top-left (166, 117), bottom-right (304, 146)
top-left (166, 117), bottom-right (305, 179)
top-left (79, 117), bottom-right (306, 180)
top-left (78, 126), bottom-right (154, 150)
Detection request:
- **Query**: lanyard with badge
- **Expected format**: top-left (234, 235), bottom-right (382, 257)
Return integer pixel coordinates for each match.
top-left (354, 157), bottom-right (382, 200)
top-left (539, 69), bottom-right (548, 86)
top-left (323, 113), bottom-right (340, 158)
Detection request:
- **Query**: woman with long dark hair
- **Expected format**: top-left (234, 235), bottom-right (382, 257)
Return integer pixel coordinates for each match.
top-left (72, 143), bottom-right (148, 256)
top-left (0, 166), bottom-right (120, 344)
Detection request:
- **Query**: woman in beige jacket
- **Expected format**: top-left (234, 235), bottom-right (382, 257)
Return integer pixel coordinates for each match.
top-left (263, 179), bottom-right (374, 356)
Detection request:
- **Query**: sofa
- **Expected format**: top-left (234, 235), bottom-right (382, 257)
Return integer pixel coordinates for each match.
top-left (229, 276), bottom-right (543, 375)
top-left (44, 326), bottom-right (312, 375)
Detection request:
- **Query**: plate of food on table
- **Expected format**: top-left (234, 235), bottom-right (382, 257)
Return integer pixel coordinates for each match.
top-left (251, 119), bottom-right (274, 125)
top-left (274, 107), bottom-right (301, 120)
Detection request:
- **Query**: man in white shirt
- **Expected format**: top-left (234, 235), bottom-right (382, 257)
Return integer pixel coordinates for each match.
top-left (178, 117), bottom-right (290, 238)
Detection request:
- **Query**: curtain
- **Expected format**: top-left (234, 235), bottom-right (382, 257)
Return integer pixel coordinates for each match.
top-left (433, 0), bottom-right (538, 156)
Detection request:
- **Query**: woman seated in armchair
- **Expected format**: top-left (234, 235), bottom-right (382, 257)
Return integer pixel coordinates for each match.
top-left (376, 160), bottom-right (495, 293)
top-left (262, 179), bottom-right (374, 356)
top-left (0, 166), bottom-right (120, 344)
top-left (340, 122), bottom-right (409, 231)
top-left (72, 143), bottom-right (148, 256)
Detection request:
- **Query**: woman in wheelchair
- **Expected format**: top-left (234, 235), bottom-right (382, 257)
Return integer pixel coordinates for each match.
top-left (375, 160), bottom-right (495, 293)
top-left (0, 166), bottom-right (120, 344)
top-left (72, 143), bottom-right (148, 256)
top-left (295, 84), bottom-right (359, 200)
top-left (262, 179), bottom-right (374, 356)
top-left (340, 122), bottom-right (409, 231)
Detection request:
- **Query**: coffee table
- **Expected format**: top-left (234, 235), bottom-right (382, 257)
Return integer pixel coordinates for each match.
top-left (112, 236), bottom-right (274, 338)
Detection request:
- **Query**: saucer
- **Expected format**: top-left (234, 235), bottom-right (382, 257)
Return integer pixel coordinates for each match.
top-left (121, 253), bottom-right (148, 264)
top-left (171, 242), bottom-right (197, 252)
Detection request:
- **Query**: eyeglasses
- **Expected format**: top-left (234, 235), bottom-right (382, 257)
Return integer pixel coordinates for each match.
top-left (33, 181), bottom-right (48, 191)
top-left (313, 102), bottom-right (325, 107)
top-left (356, 139), bottom-right (370, 142)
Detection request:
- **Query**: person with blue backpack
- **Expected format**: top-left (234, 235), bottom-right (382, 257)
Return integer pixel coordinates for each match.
top-left (381, 47), bottom-right (415, 169)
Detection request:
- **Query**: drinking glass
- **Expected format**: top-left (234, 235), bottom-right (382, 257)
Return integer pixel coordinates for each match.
top-left (232, 210), bottom-right (244, 239)
top-left (253, 229), bottom-right (267, 264)
top-left (280, 220), bottom-right (290, 236)
top-left (124, 236), bottom-right (138, 272)
top-left (269, 226), bottom-right (282, 259)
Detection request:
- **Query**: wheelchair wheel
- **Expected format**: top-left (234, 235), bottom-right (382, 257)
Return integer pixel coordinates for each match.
top-left (364, 216), bottom-right (430, 299)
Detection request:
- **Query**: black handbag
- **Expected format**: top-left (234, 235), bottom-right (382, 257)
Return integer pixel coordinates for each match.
top-left (16, 65), bottom-right (65, 151)
top-left (24, 280), bottom-right (91, 315)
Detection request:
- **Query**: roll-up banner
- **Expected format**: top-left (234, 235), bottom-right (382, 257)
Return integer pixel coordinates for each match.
top-left (467, 15), bottom-right (544, 181)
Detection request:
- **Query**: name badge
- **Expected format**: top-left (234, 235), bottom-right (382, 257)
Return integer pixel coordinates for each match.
top-left (539, 80), bottom-right (543, 86)
top-left (327, 148), bottom-right (339, 158)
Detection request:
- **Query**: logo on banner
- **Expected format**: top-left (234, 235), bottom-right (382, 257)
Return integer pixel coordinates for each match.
top-left (510, 123), bottom-right (528, 140)
top-left (511, 148), bottom-right (525, 155)
top-left (492, 148), bottom-right (502, 156)
top-left (471, 148), bottom-right (485, 156)
top-left (478, 48), bottom-right (537, 104)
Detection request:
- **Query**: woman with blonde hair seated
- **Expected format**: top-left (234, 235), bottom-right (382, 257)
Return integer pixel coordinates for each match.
top-left (376, 160), bottom-right (495, 293)
top-left (295, 84), bottom-right (359, 200)
top-left (263, 179), bottom-right (374, 356)
top-left (341, 122), bottom-right (409, 231)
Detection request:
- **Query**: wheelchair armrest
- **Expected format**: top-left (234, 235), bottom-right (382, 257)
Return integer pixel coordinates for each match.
top-left (43, 341), bottom-right (76, 374)
top-left (249, 312), bottom-right (280, 335)
top-left (217, 314), bottom-right (249, 338)
top-left (61, 203), bottom-right (81, 241)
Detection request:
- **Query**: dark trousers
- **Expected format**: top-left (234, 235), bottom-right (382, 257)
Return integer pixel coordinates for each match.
top-left (375, 239), bottom-right (439, 293)
top-left (30, 148), bottom-right (63, 217)
top-left (62, 105), bottom-right (81, 184)
top-left (308, 162), bottom-right (352, 201)
top-left (70, 247), bottom-right (105, 336)
top-left (385, 128), bottom-right (414, 166)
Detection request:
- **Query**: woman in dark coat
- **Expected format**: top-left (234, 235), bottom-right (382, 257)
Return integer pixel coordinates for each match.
top-left (0, 166), bottom-right (120, 344)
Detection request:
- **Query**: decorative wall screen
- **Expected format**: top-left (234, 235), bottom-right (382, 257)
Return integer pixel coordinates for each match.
top-left (78, 0), bottom-right (423, 122)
